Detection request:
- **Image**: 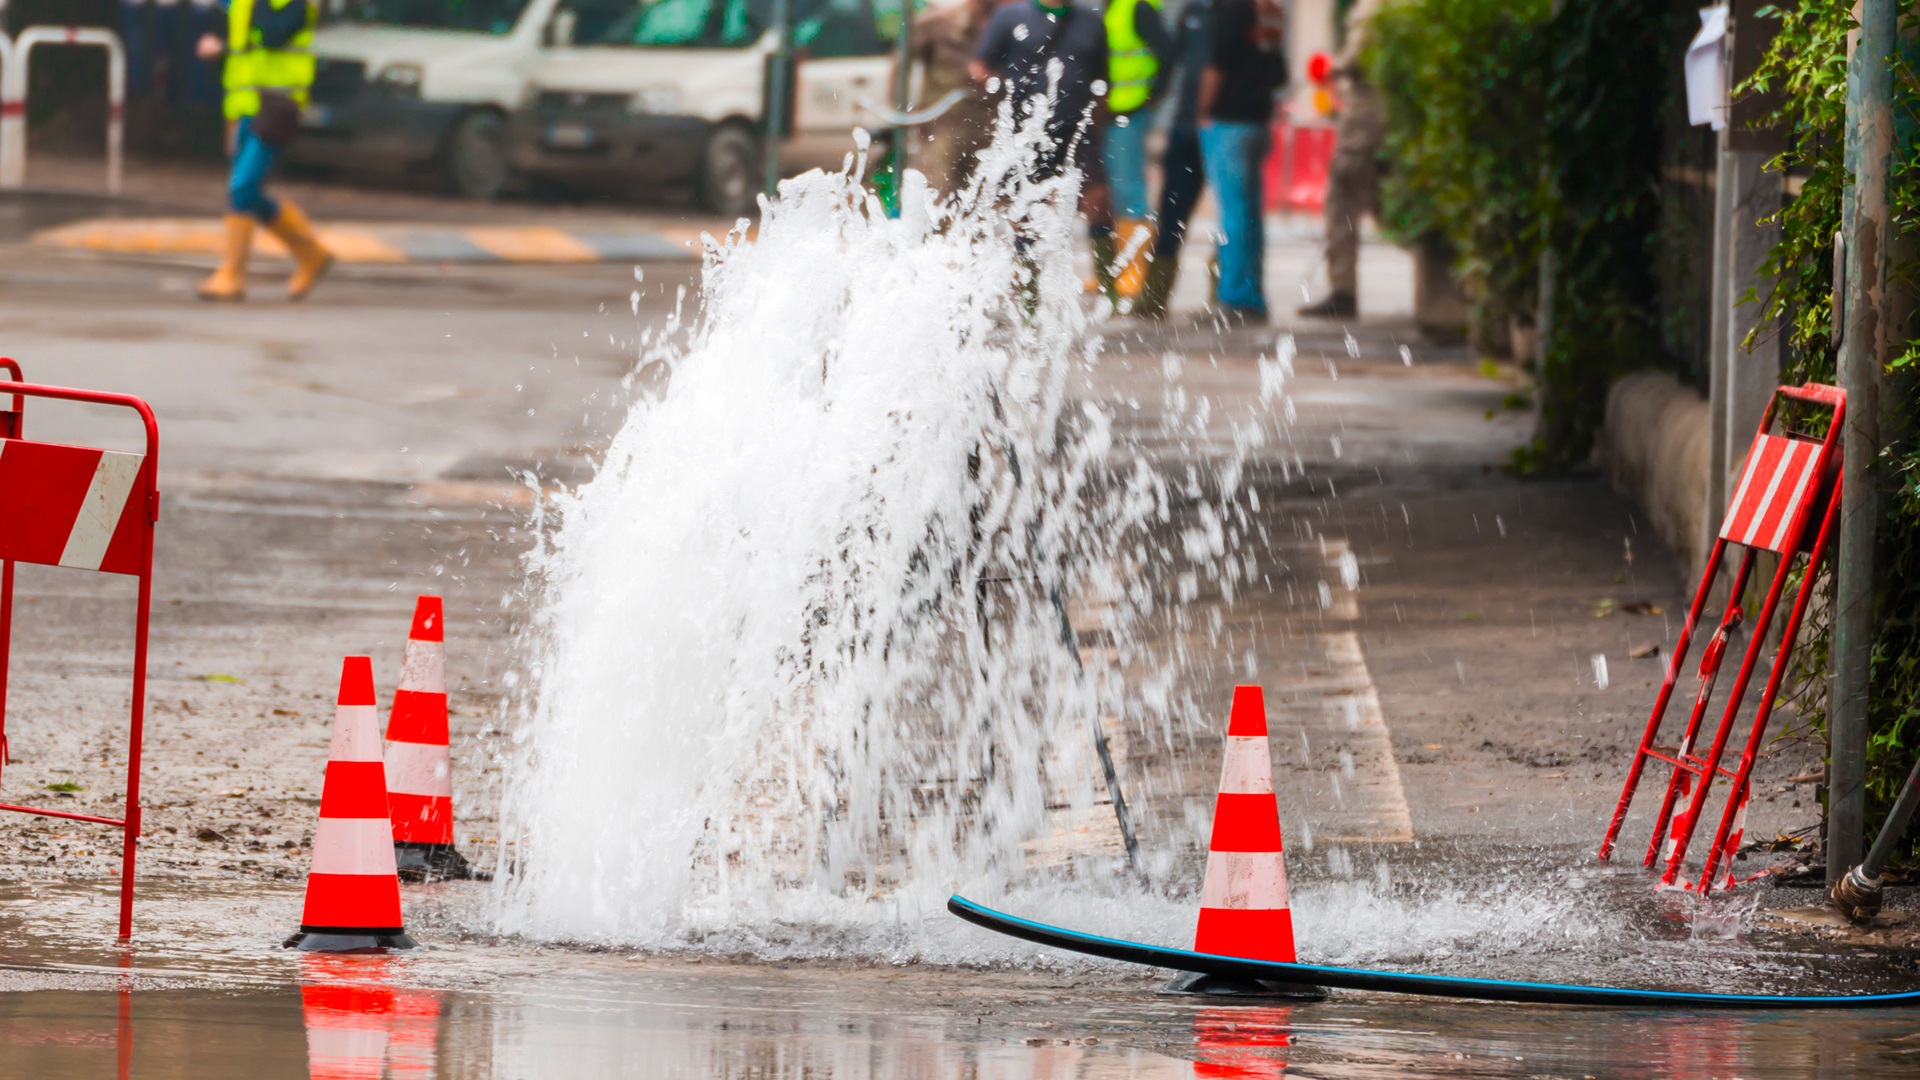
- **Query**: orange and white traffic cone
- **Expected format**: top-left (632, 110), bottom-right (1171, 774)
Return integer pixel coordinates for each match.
top-left (385, 596), bottom-right (480, 882)
top-left (1173, 685), bottom-right (1323, 998)
top-left (286, 657), bottom-right (417, 952)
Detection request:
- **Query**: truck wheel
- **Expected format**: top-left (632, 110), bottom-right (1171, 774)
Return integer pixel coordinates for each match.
top-left (698, 125), bottom-right (761, 219)
top-left (445, 111), bottom-right (509, 200)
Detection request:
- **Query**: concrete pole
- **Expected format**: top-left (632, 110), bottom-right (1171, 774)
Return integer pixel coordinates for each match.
top-left (1705, 131), bottom-right (1735, 543)
top-left (1725, 152), bottom-right (1782, 478)
top-left (1828, 0), bottom-right (1897, 885)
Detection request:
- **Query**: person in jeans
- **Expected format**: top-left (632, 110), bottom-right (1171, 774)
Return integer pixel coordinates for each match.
top-left (1135, 0), bottom-right (1215, 319)
top-left (1197, 0), bottom-right (1286, 321)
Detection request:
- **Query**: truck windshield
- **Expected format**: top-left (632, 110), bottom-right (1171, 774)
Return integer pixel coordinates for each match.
top-left (335, 0), bottom-right (534, 35)
top-left (595, 0), bottom-right (766, 47)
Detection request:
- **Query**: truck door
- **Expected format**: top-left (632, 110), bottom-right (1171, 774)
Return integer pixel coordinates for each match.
top-left (788, 0), bottom-right (890, 171)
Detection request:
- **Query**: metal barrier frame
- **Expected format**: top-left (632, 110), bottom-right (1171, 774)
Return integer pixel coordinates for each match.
top-left (1599, 382), bottom-right (1845, 892)
top-left (0, 26), bottom-right (125, 193)
top-left (0, 360), bottom-right (159, 939)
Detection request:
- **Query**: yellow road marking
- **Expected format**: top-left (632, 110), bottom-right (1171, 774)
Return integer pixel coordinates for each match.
top-left (463, 226), bottom-right (599, 263)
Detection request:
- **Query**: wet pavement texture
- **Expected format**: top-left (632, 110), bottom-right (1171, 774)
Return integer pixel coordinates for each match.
top-left (0, 213), bottom-right (1914, 1075)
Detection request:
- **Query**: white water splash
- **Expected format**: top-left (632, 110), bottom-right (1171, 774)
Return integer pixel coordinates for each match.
top-left (490, 118), bottom-right (1210, 949)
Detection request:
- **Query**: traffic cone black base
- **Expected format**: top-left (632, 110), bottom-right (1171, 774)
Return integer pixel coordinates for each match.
top-left (284, 928), bottom-right (418, 953)
top-left (1160, 971), bottom-right (1329, 1001)
top-left (394, 841), bottom-right (489, 883)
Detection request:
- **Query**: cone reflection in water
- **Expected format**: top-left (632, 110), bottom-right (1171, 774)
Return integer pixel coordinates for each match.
top-left (287, 656), bottom-right (415, 951)
top-left (1194, 685), bottom-right (1297, 963)
top-left (384, 596), bottom-right (480, 880)
top-left (1192, 1006), bottom-right (1291, 1079)
top-left (300, 954), bottom-right (441, 1080)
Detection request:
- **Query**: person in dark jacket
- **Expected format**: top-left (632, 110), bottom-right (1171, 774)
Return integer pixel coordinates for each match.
top-left (971, 0), bottom-right (1113, 234)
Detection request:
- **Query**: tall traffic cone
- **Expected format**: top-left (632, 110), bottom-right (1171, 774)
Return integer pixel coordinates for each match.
top-left (384, 596), bottom-right (480, 882)
top-left (286, 657), bottom-right (417, 952)
top-left (1171, 685), bottom-right (1324, 999)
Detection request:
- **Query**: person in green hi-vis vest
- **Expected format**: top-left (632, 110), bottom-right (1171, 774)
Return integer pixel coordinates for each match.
top-left (1099, 0), bottom-right (1171, 304)
top-left (195, 0), bottom-right (334, 303)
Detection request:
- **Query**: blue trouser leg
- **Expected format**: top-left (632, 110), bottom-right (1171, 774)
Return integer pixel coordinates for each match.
top-left (1198, 121), bottom-right (1269, 313)
top-left (228, 116), bottom-right (283, 224)
top-left (1101, 110), bottom-right (1154, 219)
top-left (1155, 124), bottom-right (1204, 258)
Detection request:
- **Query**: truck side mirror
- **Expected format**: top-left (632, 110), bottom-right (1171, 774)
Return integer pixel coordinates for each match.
top-left (547, 7), bottom-right (578, 46)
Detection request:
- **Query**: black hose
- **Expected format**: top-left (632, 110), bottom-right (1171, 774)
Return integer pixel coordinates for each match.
top-left (948, 895), bottom-right (1920, 1010)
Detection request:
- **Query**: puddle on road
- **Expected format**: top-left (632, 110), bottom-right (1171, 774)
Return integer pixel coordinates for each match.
top-left (0, 848), bottom-right (1918, 1078)
top-left (3, 968), bottom-right (1920, 1079)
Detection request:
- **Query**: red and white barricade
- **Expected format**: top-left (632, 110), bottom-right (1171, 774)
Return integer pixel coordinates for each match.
top-left (1600, 383), bottom-right (1844, 892)
top-left (0, 359), bottom-right (160, 937)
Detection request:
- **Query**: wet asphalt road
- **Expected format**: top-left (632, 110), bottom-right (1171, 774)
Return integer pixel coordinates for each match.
top-left (0, 217), bottom-right (1915, 1077)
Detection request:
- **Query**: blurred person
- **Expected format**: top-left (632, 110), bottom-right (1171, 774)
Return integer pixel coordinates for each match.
top-left (1197, 0), bottom-right (1285, 321)
top-left (971, 0), bottom-right (1113, 265)
top-left (1298, 0), bottom-right (1384, 319)
top-left (907, 0), bottom-right (999, 196)
top-left (1098, 0), bottom-right (1172, 301)
top-left (1134, 0), bottom-right (1214, 319)
top-left (195, 0), bottom-right (334, 303)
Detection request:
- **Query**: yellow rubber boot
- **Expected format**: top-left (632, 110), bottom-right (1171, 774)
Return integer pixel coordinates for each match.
top-left (195, 214), bottom-right (255, 302)
top-left (1112, 218), bottom-right (1155, 303)
top-left (266, 200), bottom-right (335, 301)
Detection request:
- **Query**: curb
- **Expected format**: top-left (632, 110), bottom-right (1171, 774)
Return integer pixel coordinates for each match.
top-left (30, 217), bottom-right (704, 264)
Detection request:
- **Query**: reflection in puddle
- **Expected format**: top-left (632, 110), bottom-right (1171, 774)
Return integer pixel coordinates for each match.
top-left (299, 954), bottom-right (440, 1080)
top-left (1193, 1007), bottom-right (1290, 1079)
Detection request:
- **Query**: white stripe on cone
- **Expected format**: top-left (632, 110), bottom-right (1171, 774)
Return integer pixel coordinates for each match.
top-left (1217, 736), bottom-right (1274, 795)
top-left (307, 1027), bottom-right (390, 1060)
top-left (329, 705), bottom-right (384, 762)
top-left (385, 742), bottom-right (453, 799)
top-left (397, 640), bottom-right (446, 695)
top-left (1201, 850), bottom-right (1291, 910)
top-left (312, 818), bottom-right (402, 876)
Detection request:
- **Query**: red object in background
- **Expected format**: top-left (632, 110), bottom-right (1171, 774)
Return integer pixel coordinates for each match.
top-left (1264, 119), bottom-right (1336, 214)
top-left (1306, 50), bottom-right (1335, 84)
top-left (0, 359), bottom-right (160, 941)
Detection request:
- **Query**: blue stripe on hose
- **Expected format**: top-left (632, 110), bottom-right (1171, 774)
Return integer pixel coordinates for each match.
top-left (947, 895), bottom-right (1920, 1006)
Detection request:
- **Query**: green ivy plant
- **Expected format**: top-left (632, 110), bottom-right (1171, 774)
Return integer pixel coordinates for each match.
top-left (1745, 0), bottom-right (1920, 847)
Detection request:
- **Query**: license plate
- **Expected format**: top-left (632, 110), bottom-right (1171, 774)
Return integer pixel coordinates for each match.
top-left (544, 122), bottom-right (597, 150)
top-left (300, 104), bottom-right (333, 128)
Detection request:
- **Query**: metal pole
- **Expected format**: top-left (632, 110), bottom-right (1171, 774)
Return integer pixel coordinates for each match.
top-left (1827, 0), bottom-right (1897, 886)
top-left (763, 0), bottom-right (792, 199)
top-left (891, 0), bottom-right (914, 176)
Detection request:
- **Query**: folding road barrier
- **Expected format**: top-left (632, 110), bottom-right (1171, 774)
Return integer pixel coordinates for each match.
top-left (1599, 382), bottom-right (1844, 892)
top-left (0, 26), bottom-right (126, 192)
top-left (0, 359), bottom-right (160, 937)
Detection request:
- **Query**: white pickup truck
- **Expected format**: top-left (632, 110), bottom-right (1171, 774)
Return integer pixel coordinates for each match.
top-left (292, 0), bottom-right (639, 197)
top-left (505, 0), bottom-right (902, 217)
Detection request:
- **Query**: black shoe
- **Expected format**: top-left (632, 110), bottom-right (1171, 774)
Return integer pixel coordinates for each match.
top-left (1297, 292), bottom-right (1357, 318)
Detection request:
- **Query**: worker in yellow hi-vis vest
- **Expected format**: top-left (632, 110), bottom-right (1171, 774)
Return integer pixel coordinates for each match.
top-left (1097, 0), bottom-right (1171, 305)
top-left (195, 0), bottom-right (333, 302)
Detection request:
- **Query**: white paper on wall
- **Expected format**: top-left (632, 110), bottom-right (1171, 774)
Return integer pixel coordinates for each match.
top-left (1686, 5), bottom-right (1729, 130)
